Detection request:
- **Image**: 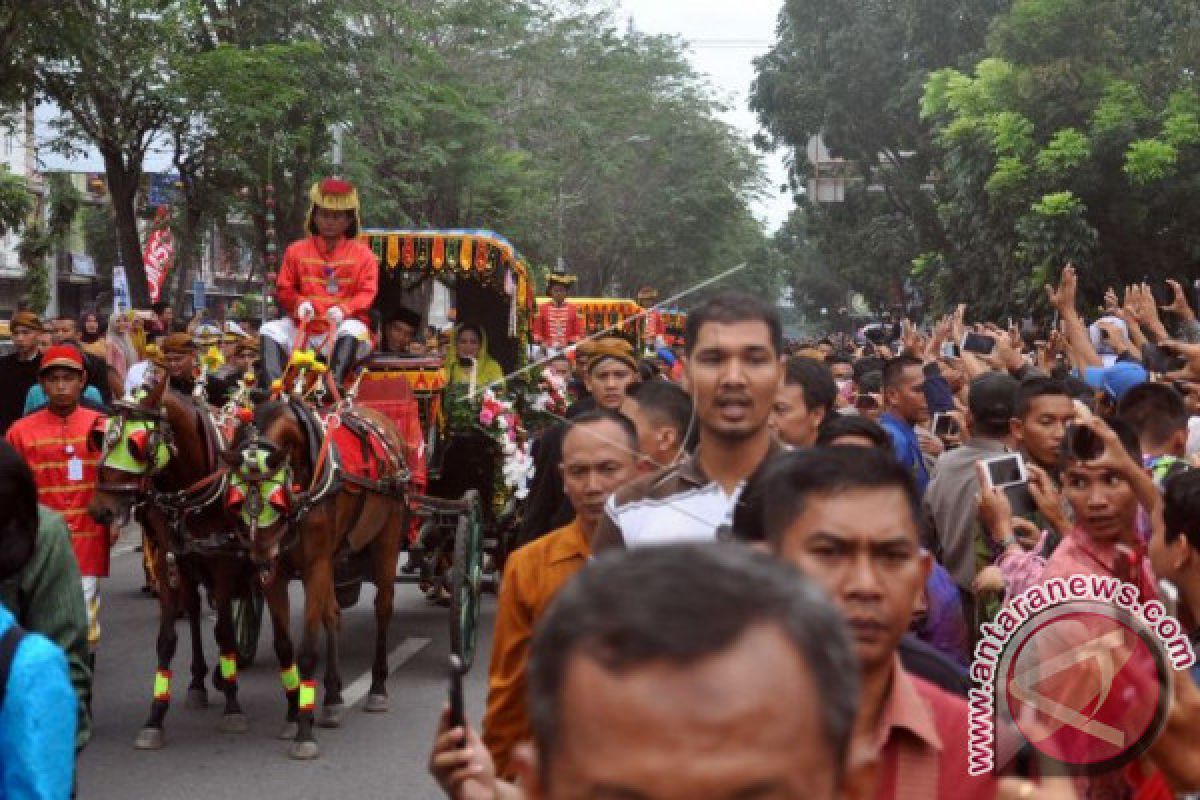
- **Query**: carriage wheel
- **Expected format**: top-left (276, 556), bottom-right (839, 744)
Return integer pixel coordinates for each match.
top-left (449, 489), bottom-right (484, 670)
top-left (232, 588), bottom-right (265, 668)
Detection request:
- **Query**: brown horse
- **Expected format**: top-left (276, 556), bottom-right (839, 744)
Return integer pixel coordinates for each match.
top-left (223, 396), bottom-right (407, 759)
top-left (88, 374), bottom-right (261, 749)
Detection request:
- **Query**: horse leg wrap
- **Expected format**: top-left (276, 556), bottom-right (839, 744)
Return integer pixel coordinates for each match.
top-left (298, 680), bottom-right (317, 712)
top-left (153, 669), bottom-right (172, 703)
top-left (219, 653), bottom-right (238, 684)
top-left (280, 664), bottom-right (300, 693)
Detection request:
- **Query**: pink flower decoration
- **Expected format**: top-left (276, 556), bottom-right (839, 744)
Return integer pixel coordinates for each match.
top-left (480, 410), bottom-right (495, 426)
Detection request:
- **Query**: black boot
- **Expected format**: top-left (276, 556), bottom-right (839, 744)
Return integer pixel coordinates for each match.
top-left (260, 336), bottom-right (287, 385)
top-left (329, 335), bottom-right (360, 387)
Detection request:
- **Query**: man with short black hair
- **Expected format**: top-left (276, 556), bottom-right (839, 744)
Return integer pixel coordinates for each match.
top-left (880, 354), bottom-right (931, 495)
top-left (594, 291), bottom-right (784, 550)
top-left (0, 312), bottom-right (43, 434)
top-left (1010, 376), bottom-right (1076, 474)
top-left (1118, 381), bottom-right (1190, 485)
top-left (924, 372), bottom-right (1018, 593)
top-left (620, 380), bottom-right (692, 473)
top-left (432, 544), bottom-right (861, 800)
top-left (483, 410), bottom-right (639, 778)
top-left (771, 356), bottom-right (837, 448)
top-left (733, 447), bottom-right (994, 798)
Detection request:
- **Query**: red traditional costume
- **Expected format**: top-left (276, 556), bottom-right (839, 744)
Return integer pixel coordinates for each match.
top-left (7, 378), bottom-right (107, 576)
top-left (532, 270), bottom-right (584, 350)
top-left (276, 235), bottom-right (378, 325)
top-left (262, 178), bottom-right (379, 386)
top-left (637, 286), bottom-right (664, 345)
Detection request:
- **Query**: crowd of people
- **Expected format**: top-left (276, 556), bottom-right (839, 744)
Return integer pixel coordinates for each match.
top-left (5, 174), bottom-right (1200, 800)
top-left (429, 266), bottom-right (1200, 800)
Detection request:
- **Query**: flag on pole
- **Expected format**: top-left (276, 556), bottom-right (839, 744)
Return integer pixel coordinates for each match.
top-left (143, 206), bottom-right (175, 303)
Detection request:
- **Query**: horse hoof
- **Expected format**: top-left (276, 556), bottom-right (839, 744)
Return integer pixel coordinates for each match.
top-left (134, 728), bottom-right (165, 750)
top-left (289, 740), bottom-right (320, 760)
top-left (219, 713), bottom-right (249, 734)
top-left (185, 688), bottom-right (208, 709)
top-left (278, 721), bottom-right (299, 740)
top-left (364, 693), bottom-right (389, 713)
top-left (317, 703), bottom-right (345, 728)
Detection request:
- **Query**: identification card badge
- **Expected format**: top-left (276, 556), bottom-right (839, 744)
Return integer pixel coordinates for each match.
top-left (67, 455), bottom-right (84, 482)
top-left (326, 277), bottom-right (339, 295)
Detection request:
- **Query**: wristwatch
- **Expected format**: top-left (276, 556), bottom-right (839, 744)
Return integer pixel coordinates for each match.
top-left (997, 534), bottom-right (1019, 550)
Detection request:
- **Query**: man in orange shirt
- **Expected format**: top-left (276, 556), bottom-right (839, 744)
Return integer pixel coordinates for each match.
top-left (6, 346), bottom-right (110, 659)
top-left (483, 409), bottom-right (640, 778)
top-left (261, 178), bottom-right (379, 385)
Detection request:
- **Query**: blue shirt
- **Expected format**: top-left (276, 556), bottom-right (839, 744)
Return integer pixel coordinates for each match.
top-left (23, 384), bottom-right (105, 416)
top-left (0, 603), bottom-right (76, 799)
top-left (881, 411), bottom-right (930, 496)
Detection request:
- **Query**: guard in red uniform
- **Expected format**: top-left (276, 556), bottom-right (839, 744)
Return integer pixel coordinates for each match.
top-left (261, 178), bottom-right (379, 385)
top-left (531, 270), bottom-right (584, 353)
top-left (636, 285), bottom-right (664, 350)
top-left (6, 345), bottom-right (109, 655)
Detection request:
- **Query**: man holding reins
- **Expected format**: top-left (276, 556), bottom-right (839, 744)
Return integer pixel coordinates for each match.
top-left (261, 178), bottom-right (379, 386)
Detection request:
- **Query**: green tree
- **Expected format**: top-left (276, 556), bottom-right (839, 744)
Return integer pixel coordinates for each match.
top-left (920, 0), bottom-right (1200, 316)
top-left (751, 0), bottom-right (1005, 314)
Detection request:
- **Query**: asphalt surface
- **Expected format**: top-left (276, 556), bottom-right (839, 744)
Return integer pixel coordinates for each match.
top-left (77, 531), bottom-right (495, 800)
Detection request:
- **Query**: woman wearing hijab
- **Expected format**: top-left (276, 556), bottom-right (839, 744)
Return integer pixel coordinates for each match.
top-left (105, 311), bottom-right (139, 392)
top-left (79, 311), bottom-right (108, 360)
top-left (444, 323), bottom-right (505, 394)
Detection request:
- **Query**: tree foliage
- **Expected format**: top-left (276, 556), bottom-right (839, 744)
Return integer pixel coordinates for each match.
top-left (6, 0), bottom-right (771, 309)
top-left (919, 0), bottom-right (1200, 316)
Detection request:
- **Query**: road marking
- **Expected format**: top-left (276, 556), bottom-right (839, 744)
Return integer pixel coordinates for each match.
top-left (342, 636), bottom-right (431, 708)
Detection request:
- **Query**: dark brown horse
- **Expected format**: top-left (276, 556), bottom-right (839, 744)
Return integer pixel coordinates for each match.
top-left (224, 396), bottom-right (407, 759)
top-left (88, 374), bottom-right (261, 749)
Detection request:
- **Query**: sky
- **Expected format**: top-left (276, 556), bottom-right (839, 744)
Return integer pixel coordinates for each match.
top-left (615, 0), bottom-right (794, 232)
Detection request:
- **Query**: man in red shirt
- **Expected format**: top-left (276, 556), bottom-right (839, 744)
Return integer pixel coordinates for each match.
top-left (261, 178), bottom-right (379, 385)
top-left (6, 346), bottom-right (110, 658)
top-left (531, 270), bottom-right (584, 353)
top-left (735, 447), bottom-right (998, 800)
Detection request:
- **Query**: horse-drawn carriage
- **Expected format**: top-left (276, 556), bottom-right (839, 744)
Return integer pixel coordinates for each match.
top-left (358, 229), bottom-right (539, 665)
top-left (86, 227), bottom-right (536, 760)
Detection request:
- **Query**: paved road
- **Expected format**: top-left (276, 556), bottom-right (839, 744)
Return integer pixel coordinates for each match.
top-left (78, 533), bottom-right (495, 800)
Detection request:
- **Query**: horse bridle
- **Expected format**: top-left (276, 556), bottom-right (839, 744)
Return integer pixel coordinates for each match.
top-left (95, 401), bottom-right (174, 497)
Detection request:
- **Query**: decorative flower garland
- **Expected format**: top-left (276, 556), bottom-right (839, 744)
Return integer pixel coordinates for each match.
top-left (477, 389), bottom-right (534, 500)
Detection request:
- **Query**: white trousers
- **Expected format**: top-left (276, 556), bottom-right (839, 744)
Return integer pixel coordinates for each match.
top-left (261, 316), bottom-right (370, 353)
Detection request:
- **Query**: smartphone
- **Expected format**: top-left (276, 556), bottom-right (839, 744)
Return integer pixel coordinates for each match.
top-left (981, 453), bottom-right (1028, 490)
top-left (940, 341), bottom-right (960, 359)
top-left (932, 413), bottom-right (958, 437)
top-left (961, 331), bottom-right (996, 355)
top-left (448, 654), bottom-right (466, 730)
top-left (1064, 424), bottom-right (1104, 462)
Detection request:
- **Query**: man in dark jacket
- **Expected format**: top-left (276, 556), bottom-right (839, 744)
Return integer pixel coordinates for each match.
top-left (0, 312), bottom-right (44, 434)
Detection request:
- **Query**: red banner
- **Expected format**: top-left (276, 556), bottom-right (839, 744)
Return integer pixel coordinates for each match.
top-left (142, 206), bottom-right (174, 303)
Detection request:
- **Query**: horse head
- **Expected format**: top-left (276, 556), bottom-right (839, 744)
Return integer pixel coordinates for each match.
top-left (222, 403), bottom-right (305, 580)
top-left (88, 373), bottom-right (174, 527)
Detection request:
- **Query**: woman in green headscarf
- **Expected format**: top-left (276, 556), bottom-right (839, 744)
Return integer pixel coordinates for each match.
top-left (444, 323), bottom-right (505, 394)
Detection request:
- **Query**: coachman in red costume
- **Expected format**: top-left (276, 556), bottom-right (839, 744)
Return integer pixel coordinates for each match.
top-left (532, 269), bottom-right (584, 352)
top-left (261, 178), bottom-right (379, 385)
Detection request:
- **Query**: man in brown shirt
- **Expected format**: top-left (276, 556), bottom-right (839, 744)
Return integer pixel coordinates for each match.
top-left (592, 292), bottom-right (785, 551)
top-left (482, 409), bottom-right (640, 777)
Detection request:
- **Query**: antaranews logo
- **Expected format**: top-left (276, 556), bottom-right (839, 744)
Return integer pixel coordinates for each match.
top-left (967, 575), bottom-right (1195, 777)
